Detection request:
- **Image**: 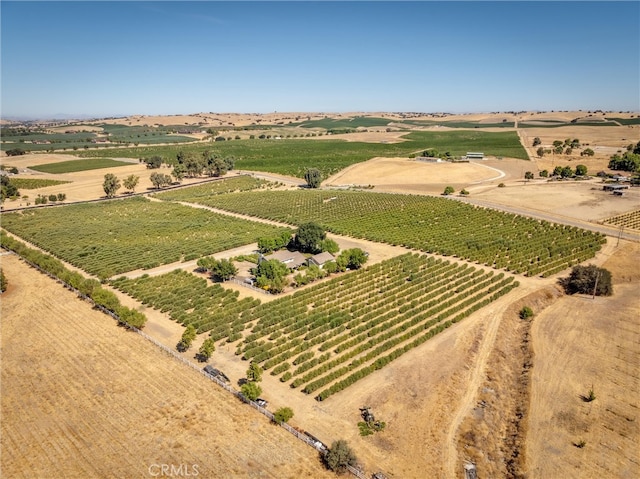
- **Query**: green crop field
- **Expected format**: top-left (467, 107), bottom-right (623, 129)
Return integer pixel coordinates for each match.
top-left (182, 189), bottom-right (605, 277)
top-left (606, 117), bottom-right (640, 125)
top-left (112, 253), bottom-right (519, 400)
top-left (28, 158), bottom-right (133, 174)
top-left (9, 178), bottom-right (71, 189)
top-left (1, 196), bottom-right (292, 279)
top-left (77, 130), bottom-right (528, 178)
top-left (154, 175), bottom-right (271, 202)
top-left (292, 116), bottom-right (394, 129)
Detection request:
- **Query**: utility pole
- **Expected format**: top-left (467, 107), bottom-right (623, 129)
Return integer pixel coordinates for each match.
top-left (617, 225), bottom-right (624, 247)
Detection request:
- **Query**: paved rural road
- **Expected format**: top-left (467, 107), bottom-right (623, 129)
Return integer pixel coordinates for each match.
top-left (456, 196), bottom-right (640, 242)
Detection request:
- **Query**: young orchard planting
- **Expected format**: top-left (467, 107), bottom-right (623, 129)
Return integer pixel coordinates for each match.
top-left (603, 209), bottom-right (640, 231)
top-left (1, 196), bottom-right (291, 279)
top-left (180, 189), bottom-right (606, 277)
top-left (112, 253), bottom-right (519, 400)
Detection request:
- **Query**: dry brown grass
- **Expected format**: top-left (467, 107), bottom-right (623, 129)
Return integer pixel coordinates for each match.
top-left (0, 254), bottom-right (334, 479)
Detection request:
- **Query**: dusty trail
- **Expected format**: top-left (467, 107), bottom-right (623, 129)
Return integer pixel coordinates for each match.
top-left (443, 282), bottom-right (540, 477)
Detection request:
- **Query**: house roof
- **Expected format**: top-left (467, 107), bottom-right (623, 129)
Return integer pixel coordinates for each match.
top-left (309, 252), bottom-right (335, 265)
top-left (265, 250), bottom-right (307, 269)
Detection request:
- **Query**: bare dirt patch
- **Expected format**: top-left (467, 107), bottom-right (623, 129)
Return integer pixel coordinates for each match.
top-left (0, 254), bottom-right (334, 479)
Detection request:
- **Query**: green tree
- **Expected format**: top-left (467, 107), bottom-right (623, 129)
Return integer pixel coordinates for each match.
top-left (117, 306), bottom-right (147, 329)
top-left (254, 259), bottom-right (289, 293)
top-left (172, 164), bottom-right (186, 182)
top-left (273, 407), bottom-right (294, 424)
top-left (575, 164), bottom-right (588, 176)
top-left (561, 166), bottom-right (574, 178)
top-left (0, 268), bottom-right (7, 293)
top-left (539, 169), bottom-right (549, 178)
top-left (150, 172), bottom-right (171, 189)
top-left (524, 171), bottom-right (534, 181)
top-left (102, 173), bottom-right (121, 198)
top-left (123, 174), bottom-right (139, 193)
top-left (1, 176), bottom-right (19, 201)
top-left (324, 440), bottom-right (357, 473)
top-left (532, 137), bottom-right (541, 146)
top-left (92, 287), bottom-right (120, 311)
top-left (211, 157), bottom-right (228, 177)
top-left (536, 147), bottom-right (545, 158)
top-left (336, 248), bottom-right (368, 271)
top-left (143, 156), bottom-right (162, 169)
top-left (562, 264), bottom-right (613, 296)
top-left (182, 152), bottom-right (205, 177)
top-left (241, 381), bottom-right (262, 401)
top-left (304, 168), bottom-right (322, 188)
top-left (581, 148), bottom-right (595, 157)
top-left (209, 258), bottom-right (238, 281)
top-left (178, 324), bottom-right (197, 352)
top-left (319, 238), bottom-right (340, 254)
top-left (246, 362), bottom-right (263, 382)
top-left (197, 337), bottom-right (215, 362)
top-left (443, 186), bottom-right (454, 195)
top-left (294, 222), bottom-right (326, 253)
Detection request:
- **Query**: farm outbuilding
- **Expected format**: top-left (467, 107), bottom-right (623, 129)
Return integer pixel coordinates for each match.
top-left (603, 184), bottom-right (629, 192)
top-left (308, 252), bottom-right (335, 268)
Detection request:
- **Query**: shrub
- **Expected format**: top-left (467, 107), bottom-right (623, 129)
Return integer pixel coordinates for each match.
top-left (519, 306), bottom-right (534, 319)
top-left (323, 440), bottom-right (357, 473)
top-left (273, 406), bottom-right (294, 424)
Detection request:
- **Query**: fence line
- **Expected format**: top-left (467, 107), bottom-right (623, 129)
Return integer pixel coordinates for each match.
top-left (228, 277), bottom-right (272, 295)
top-left (6, 249), bottom-right (373, 479)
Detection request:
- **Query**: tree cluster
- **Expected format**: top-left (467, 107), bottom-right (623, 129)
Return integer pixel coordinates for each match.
top-left (254, 259), bottom-right (288, 293)
top-left (608, 152), bottom-right (640, 172)
top-left (174, 150), bottom-right (235, 178)
top-left (257, 231), bottom-right (293, 253)
top-left (5, 148), bottom-right (26, 157)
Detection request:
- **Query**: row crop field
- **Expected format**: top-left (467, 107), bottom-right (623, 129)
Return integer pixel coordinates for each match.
top-left (170, 189), bottom-right (606, 277)
top-left (1, 196), bottom-right (292, 279)
top-left (112, 253), bottom-right (520, 400)
top-left (603, 209), bottom-right (640, 231)
top-left (28, 158), bottom-right (133, 174)
top-left (9, 178), bottom-right (71, 189)
top-left (76, 130), bottom-right (528, 179)
top-left (153, 175), bottom-right (272, 201)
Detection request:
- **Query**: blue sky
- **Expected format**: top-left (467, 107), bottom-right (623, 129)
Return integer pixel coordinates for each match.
top-left (1, 1), bottom-right (638, 118)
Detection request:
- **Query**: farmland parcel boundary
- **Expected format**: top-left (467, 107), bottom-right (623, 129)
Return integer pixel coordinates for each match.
top-left (1, 248), bottom-right (370, 479)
